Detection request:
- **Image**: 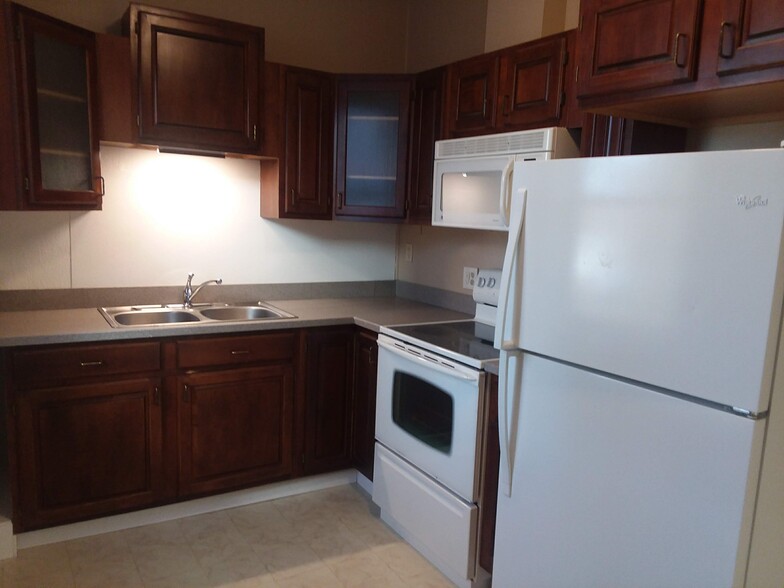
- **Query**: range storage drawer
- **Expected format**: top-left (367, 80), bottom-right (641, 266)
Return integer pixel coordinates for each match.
top-left (177, 332), bottom-right (296, 369)
top-left (373, 443), bottom-right (478, 585)
top-left (12, 341), bottom-right (161, 389)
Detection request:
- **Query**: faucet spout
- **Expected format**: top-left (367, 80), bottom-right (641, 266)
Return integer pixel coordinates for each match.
top-left (183, 273), bottom-right (223, 308)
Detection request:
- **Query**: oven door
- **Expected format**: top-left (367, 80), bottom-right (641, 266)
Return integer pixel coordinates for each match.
top-left (375, 334), bottom-right (485, 502)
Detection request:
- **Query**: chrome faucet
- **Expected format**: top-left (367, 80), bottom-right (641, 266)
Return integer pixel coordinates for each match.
top-left (183, 273), bottom-right (223, 308)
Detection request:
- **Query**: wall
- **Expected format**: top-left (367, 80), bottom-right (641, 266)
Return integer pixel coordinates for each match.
top-left (0, 148), bottom-right (397, 290)
top-left (405, 0), bottom-right (488, 73)
top-left (687, 120), bottom-right (784, 152)
top-left (397, 225), bottom-right (507, 293)
top-left (484, 0), bottom-right (579, 52)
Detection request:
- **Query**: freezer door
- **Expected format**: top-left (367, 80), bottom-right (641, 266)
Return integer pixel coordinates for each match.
top-left (492, 354), bottom-right (765, 588)
top-left (507, 149), bottom-right (784, 413)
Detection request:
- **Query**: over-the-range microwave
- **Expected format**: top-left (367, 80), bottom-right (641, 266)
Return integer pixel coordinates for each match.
top-left (432, 127), bottom-right (579, 231)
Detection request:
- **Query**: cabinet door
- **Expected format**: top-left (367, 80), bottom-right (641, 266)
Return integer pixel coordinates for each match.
top-left (303, 327), bottom-right (355, 474)
top-left (352, 329), bottom-right (378, 480)
top-left (407, 67), bottom-right (444, 224)
top-left (576, 0), bottom-right (702, 97)
top-left (283, 67), bottom-right (333, 218)
top-left (716, 0), bottom-right (784, 76)
top-left (498, 34), bottom-right (567, 129)
top-left (580, 113), bottom-right (687, 156)
top-left (130, 5), bottom-right (263, 154)
top-left (13, 5), bottom-right (102, 209)
top-left (14, 378), bottom-right (164, 531)
top-left (444, 53), bottom-right (500, 137)
top-left (334, 77), bottom-right (411, 219)
top-left (0, 1), bottom-right (20, 209)
top-left (179, 365), bottom-right (294, 496)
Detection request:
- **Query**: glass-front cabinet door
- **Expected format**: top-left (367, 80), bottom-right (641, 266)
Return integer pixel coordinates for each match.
top-left (334, 77), bottom-right (411, 219)
top-left (14, 5), bottom-right (102, 209)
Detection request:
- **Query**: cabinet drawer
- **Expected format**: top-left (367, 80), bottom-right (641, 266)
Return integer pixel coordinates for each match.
top-left (177, 332), bottom-right (296, 369)
top-left (12, 342), bottom-right (161, 389)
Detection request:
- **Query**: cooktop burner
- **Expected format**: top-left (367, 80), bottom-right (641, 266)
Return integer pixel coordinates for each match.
top-left (381, 320), bottom-right (499, 369)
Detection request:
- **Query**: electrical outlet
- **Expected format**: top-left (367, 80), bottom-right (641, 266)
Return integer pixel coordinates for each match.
top-left (404, 243), bottom-right (413, 262)
top-left (463, 266), bottom-right (478, 289)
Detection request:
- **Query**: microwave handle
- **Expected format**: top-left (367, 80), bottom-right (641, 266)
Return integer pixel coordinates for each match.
top-left (499, 159), bottom-right (514, 227)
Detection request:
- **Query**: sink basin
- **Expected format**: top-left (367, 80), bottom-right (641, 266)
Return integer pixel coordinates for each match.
top-left (199, 306), bottom-right (288, 321)
top-left (112, 309), bottom-right (200, 326)
top-left (99, 302), bottom-right (295, 328)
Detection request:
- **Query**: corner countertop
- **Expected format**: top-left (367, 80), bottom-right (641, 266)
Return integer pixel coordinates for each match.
top-left (0, 297), bottom-right (471, 347)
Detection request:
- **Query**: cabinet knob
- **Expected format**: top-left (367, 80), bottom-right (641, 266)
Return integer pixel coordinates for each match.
top-left (719, 22), bottom-right (736, 59)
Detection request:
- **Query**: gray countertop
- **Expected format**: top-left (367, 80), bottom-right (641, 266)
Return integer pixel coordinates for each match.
top-left (0, 297), bottom-right (471, 347)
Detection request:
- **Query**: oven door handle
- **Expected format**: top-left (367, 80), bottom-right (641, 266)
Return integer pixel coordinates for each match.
top-left (377, 338), bottom-right (481, 383)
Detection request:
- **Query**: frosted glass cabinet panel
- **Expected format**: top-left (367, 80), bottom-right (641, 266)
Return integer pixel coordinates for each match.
top-left (335, 77), bottom-right (411, 219)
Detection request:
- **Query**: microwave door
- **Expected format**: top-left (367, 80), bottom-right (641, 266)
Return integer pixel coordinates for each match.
top-left (432, 155), bottom-right (514, 230)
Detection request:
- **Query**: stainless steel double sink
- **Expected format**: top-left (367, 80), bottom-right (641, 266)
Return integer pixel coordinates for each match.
top-left (99, 302), bottom-right (295, 328)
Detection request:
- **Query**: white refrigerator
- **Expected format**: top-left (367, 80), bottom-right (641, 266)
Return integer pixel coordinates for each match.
top-left (493, 149), bottom-right (784, 588)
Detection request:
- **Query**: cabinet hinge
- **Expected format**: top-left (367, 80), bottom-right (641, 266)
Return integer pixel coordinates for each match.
top-left (136, 114), bottom-right (141, 128)
top-left (9, 402), bottom-right (16, 419)
top-left (253, 125), bottom-right (258, 141)
top-left (23, 176), bottom-right (29, 192)
top-left (579, 14), bottom-right (583, 32)
top-left (563, 50), bottom-right (569, 66)
top-left (301, 454), bottom-right (305, 464)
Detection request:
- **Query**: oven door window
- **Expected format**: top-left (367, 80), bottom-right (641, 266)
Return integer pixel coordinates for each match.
top-left (392, 371), bottom-right (453, 454)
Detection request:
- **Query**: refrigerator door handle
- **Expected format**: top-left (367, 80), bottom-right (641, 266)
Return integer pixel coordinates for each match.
top-left (496, 187), bottom-right (527, 351)
top-left (498, 349), bottom-right (522, 496)
top-left (499, 158), bottom-right (515, 227)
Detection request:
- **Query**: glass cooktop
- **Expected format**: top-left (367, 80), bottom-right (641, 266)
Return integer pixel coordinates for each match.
top-left (381, 320), bottom-right (499, 368)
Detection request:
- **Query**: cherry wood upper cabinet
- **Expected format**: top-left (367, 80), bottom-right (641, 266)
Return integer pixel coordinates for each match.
top-left (0, 1), bottom-right (21, 209)
top-left (406, 67), bottom-right (444, 224)
top-left (261, 63), bottom-right (334, 220)
top-left (334, 76), bottom-right (411, 220)
top-left (11, 4), bottom-right (102, 210)
top-left (443, 31), bottom-right (575, 138)
top-left (126, 3), bottom-right (264, 154)
top-left (444, 53), bottom-right (500, 137)
top-left (577, 0), bottom-right (702, 97)
top-left (716, 0), bottom-right (784, 76)
top-left (498, 34), bottom-right (569, 129)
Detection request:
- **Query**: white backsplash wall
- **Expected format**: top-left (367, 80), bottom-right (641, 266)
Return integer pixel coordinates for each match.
top-left (0, 147), bottom-right (397, 291)
top-left (397, 224), bottom-right (508, 294)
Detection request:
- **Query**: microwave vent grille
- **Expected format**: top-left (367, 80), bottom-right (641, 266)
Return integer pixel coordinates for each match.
top-left (435, 129), bottom-right (550, 159)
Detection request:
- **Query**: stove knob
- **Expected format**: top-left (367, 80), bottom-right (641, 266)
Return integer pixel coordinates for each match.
top-left (487, 277), bottom-right (496, 288)
top-left (478, 277), bottom-right (486, 287)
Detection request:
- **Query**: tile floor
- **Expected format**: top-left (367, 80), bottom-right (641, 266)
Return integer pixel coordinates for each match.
top-left (0, 484), bottom-right (456, 587)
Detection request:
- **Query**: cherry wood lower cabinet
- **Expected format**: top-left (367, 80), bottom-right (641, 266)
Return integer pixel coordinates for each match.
top-left (351, 329), bottom-right (378, 480)
top-left (478, 373), bottom-right (500, 574)
top-left (303, 326), bottom-right (355, 475)
top-left (178, 365), bottom-right (294, 497)
top-left (7, 342), bottom-right (164, 531)
top-left (4, 326), bottom-right (375, 531)
top-left (176, 332), bottom-right (296, 497)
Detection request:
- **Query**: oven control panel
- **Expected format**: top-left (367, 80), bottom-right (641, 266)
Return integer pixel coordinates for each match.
top-left (473, 268), bottom-right (501, 306)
